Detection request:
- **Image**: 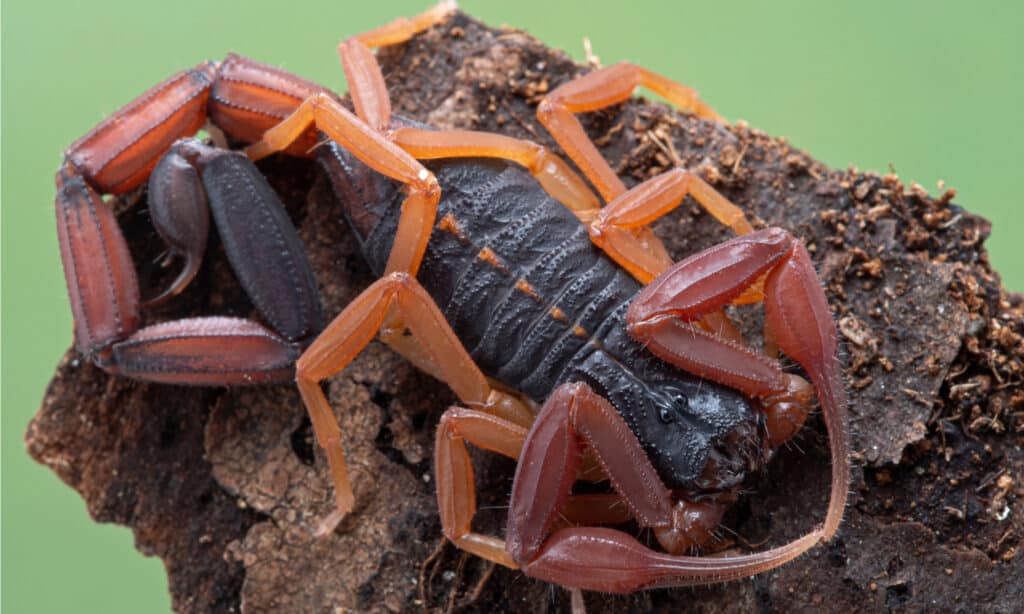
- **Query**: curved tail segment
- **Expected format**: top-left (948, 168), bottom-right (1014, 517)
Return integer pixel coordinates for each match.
top-left (502, 380), bottom-right (842, 592)
top-left (763, 240), bottom-right (849, 539)
top-left (521, 526), bottom-right (825, 592)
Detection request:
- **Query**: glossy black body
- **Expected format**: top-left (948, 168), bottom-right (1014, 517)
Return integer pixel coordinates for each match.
top-left (319, 132), bottom-right (761, 491)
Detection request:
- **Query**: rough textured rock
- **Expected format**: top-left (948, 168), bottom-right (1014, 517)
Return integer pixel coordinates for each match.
top-left (28, 11), bottom-right (1022, 613)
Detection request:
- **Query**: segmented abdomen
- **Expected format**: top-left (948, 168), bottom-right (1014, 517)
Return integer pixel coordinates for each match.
top-left (320, 144), bottom-right (758, 489)
top-left (361, 158), bottom-right (640, 401)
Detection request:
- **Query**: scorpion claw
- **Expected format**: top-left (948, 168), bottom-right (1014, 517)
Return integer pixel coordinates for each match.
top-left (144, 141), bottom-right (211, 306)
top-left (56, 163), bottom-right (141, 356)
top-left (106, 317), bottom-right (299, 385)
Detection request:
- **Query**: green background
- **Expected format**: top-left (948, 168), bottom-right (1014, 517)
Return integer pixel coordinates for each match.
top-left (3, 1), bottom-right (1021, 611)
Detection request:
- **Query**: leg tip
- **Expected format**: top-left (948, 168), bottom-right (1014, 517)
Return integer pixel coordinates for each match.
top-left (313, 507), bottom-right (348, 538)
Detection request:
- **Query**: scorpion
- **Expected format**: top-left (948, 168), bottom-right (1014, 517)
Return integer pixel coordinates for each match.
top-left (56, 4), bottom-right (848, 594)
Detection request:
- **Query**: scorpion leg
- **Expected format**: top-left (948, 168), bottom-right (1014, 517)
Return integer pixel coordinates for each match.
top-left (537, 61), bottom-right (763, 328)
top-left (537, 63), bottom-right (759, 293)
top-left (435, 406), bottom-right (632, 568)
top-left (248, 5), bottom-right (595, 275)
top-left (391, 127), bottom-right (600, 214)
top-left (588, 168), bottom-right (755, 284)
top-left (627, 228), bottom-right (849, 538)
top-left (538, 62), bottom-right (722, 203)
top-left (505, 382), bottom-right (819, 592)
top-left (586, 169), bottom-right (758, 341)
top-left (351, 1), bottom-right (456, 48)
top-left (245, 93), bottom-right (441, 276)
top-left (340, 1), bottom-right (457, 131)
top-left (245, 6), bottom-right (465, 276)
top-left (296, 272), bottom-right (533, 533)
top-left (435, 406), bottom-right (527, 568)
top-left (244, 1), bottom-right (453, 147)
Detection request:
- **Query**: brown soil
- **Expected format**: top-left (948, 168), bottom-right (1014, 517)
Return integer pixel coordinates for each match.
top-left (28, 11), bottom-right (1023, 613)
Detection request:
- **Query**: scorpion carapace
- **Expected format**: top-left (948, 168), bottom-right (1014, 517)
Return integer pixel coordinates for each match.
top-left (321, 143), bottom-right (761, 491)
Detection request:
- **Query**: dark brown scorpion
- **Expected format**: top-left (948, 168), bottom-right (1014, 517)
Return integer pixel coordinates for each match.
top-left (55, 4), bottom-right (848, 594)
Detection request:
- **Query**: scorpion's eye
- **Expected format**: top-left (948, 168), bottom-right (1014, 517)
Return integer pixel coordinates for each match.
top-left (657, 393), bottom-right (689, 423)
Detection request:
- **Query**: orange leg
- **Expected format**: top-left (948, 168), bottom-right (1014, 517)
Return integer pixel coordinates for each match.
top-left (538, 64), bottom-right (762, 309)
top-left (339, 1), bottom-right (457, 131)
top-left (246, 9), bottom-right (458, 276)
top-left (434, 408), bottom-right (630, 568)
top-left (352, 1), bottom-right (456, 48)
top-left (296, 272), bottom-right (533, 534)
top-left (392, 127), bottom-right (601, 214)
top-left (536, 62), bottom-right (754, 284)
top-left (246, 92), bottom-right (440, 275)
top-left (248, 8), bottom-right (602, 278)
top-left (538, 62), bottom-right (723, 203)
top-left (590, 167), bottom-right (755, 284)
top-left (587, 169), bottom-right (759, 340)
top-left (435, 406), bottom-right (526, 568)
top-left (343, 11), bottom-right (601, 219)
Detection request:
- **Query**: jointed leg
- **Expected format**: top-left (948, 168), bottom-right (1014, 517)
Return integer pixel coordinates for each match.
top-left (392, 127), bottom-right (601, 215)
top-left (590, 168), bottom-right (755, 283)
top-left (537, 61), bottom-right (761, 309)
top-left (434, 407), bottom-right (630, 569)
top-left (246, 15), bottom-right (460, 277)
top-left (338, 1), bottom-right (457, 131)
top-left (246, 93), bottom-right (440, 275)
top-left (583, 164), bottom-right (763, 345)
top-left (351, 1), bottom-right (456, 48)
top-left (538, 62), bottom-right (722, 203)
top-left (248, 41), bottom-right (601, 270)
top-left (296, 273), bottom-right (533, 533)
top-left (435, 406), bottom-right (526, 568)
